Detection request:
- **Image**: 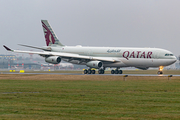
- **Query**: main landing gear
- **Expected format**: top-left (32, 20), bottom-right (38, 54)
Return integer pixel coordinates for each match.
top-left (83, 68), bottom-right (123, 75)
top-left (111, 69), bottom-right (123, 74)
top-left (98, 69), bottom-right (104, 74)
top-left (83, 68), bottom-right (105, 74)
top-left (157, 66), bottom-right (164, 75)
top-left (84, 69), bottom-right (96, 74)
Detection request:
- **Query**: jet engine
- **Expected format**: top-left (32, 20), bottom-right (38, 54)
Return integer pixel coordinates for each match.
top-left (45, 56), bottom-right (61, 64)
top-left (86, 61), bottom-right (103, 69)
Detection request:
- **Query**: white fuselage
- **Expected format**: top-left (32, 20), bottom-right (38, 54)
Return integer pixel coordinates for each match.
top-left (48, 45), bottom-right (177, 69)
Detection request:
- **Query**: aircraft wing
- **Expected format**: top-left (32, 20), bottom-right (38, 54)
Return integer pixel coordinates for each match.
top-left (3, 45), bottom-right (117, 62)
top-left (18, 44), bottom-right (51, 51)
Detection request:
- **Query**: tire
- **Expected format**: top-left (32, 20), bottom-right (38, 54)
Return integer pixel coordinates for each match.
top-left (157, 71), bottom-right (162, 75)
top-left (101, 70), bottom-right (104, 74)
top-left (84, 69), bottom-right (88, 74)
top-left (98, 69), bottom-right (104, 74)
top-left (111, 70), bottom-right (115, 74)
top-left (115, 70), bottom-right (119, 74)
top-left (92, 70), bottom-right (96, 74)
top-left (119, 70), bottom-right (123, 74)
top-left (98, 70), bottom-right (102, 74)
top-left (88, 69), bottom-right (92, 74)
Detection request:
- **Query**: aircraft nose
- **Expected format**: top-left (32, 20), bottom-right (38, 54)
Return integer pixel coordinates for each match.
top-left (171, 56), bottom-right (177, 64)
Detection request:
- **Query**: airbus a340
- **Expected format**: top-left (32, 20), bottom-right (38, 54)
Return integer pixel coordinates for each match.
top-left (3, 20), bottom-right (177, 74)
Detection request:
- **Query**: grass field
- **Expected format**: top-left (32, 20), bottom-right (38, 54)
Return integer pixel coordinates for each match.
top-left (0, 74), bottom-right (180, 119)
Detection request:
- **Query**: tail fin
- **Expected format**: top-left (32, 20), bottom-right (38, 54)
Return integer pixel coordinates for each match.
top-left (41, 20), bottom-right (64, 46)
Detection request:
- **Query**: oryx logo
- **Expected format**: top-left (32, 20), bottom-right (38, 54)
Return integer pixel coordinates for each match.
top-left (42, 21), bottom-right (55, 46)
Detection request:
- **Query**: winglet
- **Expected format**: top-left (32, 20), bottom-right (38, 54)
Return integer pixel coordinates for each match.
top-left (3, 45), bottom-right (13, 51)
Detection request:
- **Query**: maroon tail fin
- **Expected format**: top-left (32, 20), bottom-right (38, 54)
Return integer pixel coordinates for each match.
top-left (41, 20), bottom-right (64, 46)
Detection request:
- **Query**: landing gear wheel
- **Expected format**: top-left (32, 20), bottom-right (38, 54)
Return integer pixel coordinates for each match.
top-left (157, 71), bottom-right (163, 75)
top-left (111, 69), bottom-right (122, 74)
top-left (111, 70), bottom-right (115, 74)
top-left (92, 70), bottom-right (96, 74)
top-left (84, 69), bottom-right (88, 74)
top-left (115, 70), bottom-right (119, 74)
top-left (101, 70), bottom-right (104, 74)
top-left (119, 70), bottom-right (123, 74)
top-left (88, 69), bottom-right (92, 74)
top-left (98, 69), bottom-right (104, 74)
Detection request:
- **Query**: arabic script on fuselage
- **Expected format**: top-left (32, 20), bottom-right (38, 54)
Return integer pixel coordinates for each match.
top-left (107, 49), bottom-right (121, 53)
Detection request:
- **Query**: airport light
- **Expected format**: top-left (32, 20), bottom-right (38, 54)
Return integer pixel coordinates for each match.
top-left (123, 75), bottom-right (128, 81)
top-left (168, 75), bottom-right (173, 80)
top-left (159, 66), bottom-right (164, 71)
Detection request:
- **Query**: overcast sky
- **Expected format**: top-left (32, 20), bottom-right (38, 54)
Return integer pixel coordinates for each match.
top-left (0, 0), bottom-right (180, 56)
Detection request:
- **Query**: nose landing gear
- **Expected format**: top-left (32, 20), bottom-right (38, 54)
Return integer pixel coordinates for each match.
top-left (157, 66), bottom-right (164, 75)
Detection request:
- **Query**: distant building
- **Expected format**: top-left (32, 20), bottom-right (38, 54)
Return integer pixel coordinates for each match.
top-left (0, 55), bottom-right (16, 69)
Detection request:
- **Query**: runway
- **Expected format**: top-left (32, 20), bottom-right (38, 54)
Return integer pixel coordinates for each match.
top-left (2, 72), bottom-right (180, 76)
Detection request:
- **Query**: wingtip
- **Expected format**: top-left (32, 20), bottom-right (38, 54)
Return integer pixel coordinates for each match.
top-left (3, 45), bottom-right (12, 51)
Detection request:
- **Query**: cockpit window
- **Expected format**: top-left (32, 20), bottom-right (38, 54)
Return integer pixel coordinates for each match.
top-left (165, 54), bottom-right (173, 56)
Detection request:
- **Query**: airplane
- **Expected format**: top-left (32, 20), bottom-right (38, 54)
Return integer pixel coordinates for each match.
top-left (3, 20), bottom-right (177, 75)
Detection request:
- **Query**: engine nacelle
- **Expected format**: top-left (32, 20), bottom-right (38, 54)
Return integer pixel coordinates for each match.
top-left (45, 56), bottom-right (61, 64)
top-left (86, 61), bottom-right (103, 69)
